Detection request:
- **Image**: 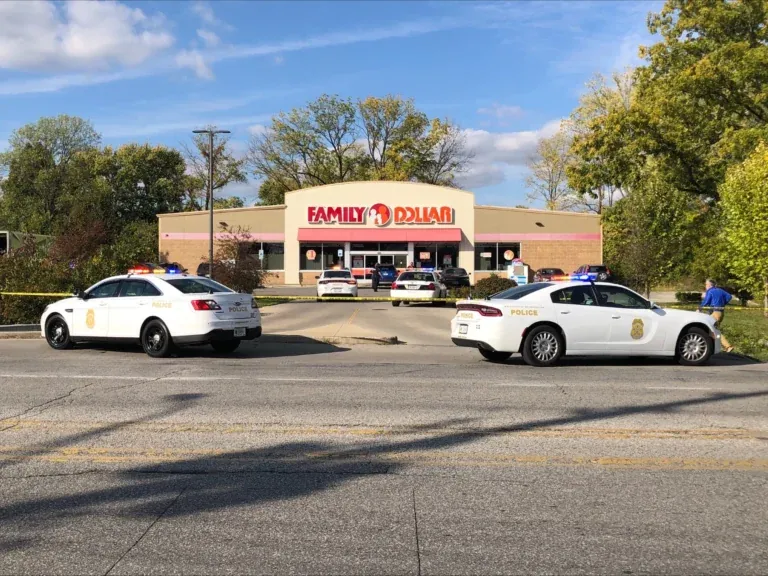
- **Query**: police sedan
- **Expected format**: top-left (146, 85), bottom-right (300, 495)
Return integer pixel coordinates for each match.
top-left (41, 266), bottom-right (262, 357)
top-left (451, 280), bottom-right (722, 367)
top-left (390, 271), bottom-right (448, 307)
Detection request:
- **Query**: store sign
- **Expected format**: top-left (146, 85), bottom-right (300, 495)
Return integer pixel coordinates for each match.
top-left (307, 204), bottom-right (453, 226)
top-left (306, 249), bottom-right (317, 260)
top-left (419, 252), bottom-right (431, 259)
top-left (480, 252), bottom-right (492, 258)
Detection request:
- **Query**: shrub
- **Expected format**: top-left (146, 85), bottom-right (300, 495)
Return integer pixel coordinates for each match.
top-left (473, 274), bottom-right (518, 299)
top-left (210, 225), bottom-right (266, 293)
top-left (675, 291), bottom-right (702, 304)
top-left (448, 286), bottom-right (471, 300)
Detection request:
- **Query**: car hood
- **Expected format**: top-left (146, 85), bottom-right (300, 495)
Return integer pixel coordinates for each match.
top-left (657, 307), bottom-right (716, 326)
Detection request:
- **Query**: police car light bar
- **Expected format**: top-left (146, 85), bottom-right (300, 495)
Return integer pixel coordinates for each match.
top-left (550, 273), bottom-right (597, 283)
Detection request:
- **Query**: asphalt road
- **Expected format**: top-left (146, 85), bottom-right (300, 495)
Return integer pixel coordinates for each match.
top-left (1, 339), bottom-right (767, 575)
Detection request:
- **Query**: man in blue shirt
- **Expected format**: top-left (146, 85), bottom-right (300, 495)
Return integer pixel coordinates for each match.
top-left (698, 279), bottom-right (734, 352)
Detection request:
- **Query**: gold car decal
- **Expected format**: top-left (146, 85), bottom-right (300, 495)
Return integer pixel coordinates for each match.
top-left (631, 318), bottom-right (644, 340)
top-left (152, 302), bottom-right (172, 309)
top-left (510, 309), bottom-right (539, 317)
top-left (85, 309), bottom-right (95, 329)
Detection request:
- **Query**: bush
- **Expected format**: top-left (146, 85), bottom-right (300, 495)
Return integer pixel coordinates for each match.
top-left (721, 286), bottom-right (754, 307)
top-left (675, 291), bottom-right (702, 304)
top-left (448, 286), bottom-right (471, 300)
top-left (210, 225), bottom-right (266, 293)
top-left (473, 274), bottom-right (518, 299)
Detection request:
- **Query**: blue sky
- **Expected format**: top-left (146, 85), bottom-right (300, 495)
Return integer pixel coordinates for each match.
top-left (0, 0), bottom-right (662, 206)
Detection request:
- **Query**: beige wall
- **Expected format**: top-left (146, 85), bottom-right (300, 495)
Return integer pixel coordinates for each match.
top-left (158, 205), bottom-right (285, 234)
top-left (283, 182), bottom-right (475, 284)
top-left (475, 206), bottom-right (601, 234)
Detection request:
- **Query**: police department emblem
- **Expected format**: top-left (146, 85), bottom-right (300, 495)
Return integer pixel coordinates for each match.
top-left (86, 309), bottom-right (95, 329)
top-left (631, 318), bottom-right (644, 340)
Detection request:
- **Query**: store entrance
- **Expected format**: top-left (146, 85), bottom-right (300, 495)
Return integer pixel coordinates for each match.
top-left (350, 243), bottom-right (409, 283)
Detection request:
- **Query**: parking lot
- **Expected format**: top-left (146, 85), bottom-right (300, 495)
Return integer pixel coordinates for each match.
top-left (1, 313), bottom-right (767, 574)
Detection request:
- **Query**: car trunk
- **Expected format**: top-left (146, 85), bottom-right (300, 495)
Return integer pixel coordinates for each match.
top-left (208, 293), bottom-right (253, 320)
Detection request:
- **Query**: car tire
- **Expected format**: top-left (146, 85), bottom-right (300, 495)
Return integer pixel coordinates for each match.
top-left (211, 340), bottom-right (241, 354)
top-left (597, 272), bottom-right (608, 281)
top-left (479, 348), bottom-right (511, 363)
top-left (522, 325), bottom-right (564, 367)
top-left (676, 326), bottom-right (713, 366)
top-left (44, 314), bottom-right (73, 350)
top-left (392, 301), bottom-right (400, 307)
top-left (141, 319), bottom-right (173, 358)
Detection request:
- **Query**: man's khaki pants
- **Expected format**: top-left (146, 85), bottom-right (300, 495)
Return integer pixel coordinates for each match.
top-left (711, 311), bottom-right (732, 350)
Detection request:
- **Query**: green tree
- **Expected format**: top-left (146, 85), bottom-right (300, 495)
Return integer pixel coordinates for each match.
top-left (213, 196), bottom-right (245, 209)
top-left (720, 142), bottom-right (768, 313)
top-left (525, 130), bottom-right (577, 211)
top-left (182, 128), bottom-right (248, 210)
top-left (602, 167), bottom-right (696, 295)
top-left (246, 94), bottom-right (470, 204)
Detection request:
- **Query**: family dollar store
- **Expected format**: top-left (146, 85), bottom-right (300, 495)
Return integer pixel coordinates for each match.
top-left (156, 181), bottom-right (603, 285)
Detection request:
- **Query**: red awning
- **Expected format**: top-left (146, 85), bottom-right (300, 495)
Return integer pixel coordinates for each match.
top-left (298, 228), bottom-right (462, 242)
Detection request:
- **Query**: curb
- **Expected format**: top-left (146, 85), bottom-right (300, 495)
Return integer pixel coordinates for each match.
top-left (0, 331), bottom-right (40, 340)
top-left (318, 336), bottom-right (399, 346)
top-left (0, 324), bottom-right (40, 332)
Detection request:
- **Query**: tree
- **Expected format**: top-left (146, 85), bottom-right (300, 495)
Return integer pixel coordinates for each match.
top-left (182, 128), bottom-right (247, 210)
top-left (525, 130), bottom-right (577, 211)
top-left (720, 142), bottom-right (768, 314)
top-left (246, 94), bottom-right (471, 204)
top-left (567, 69), bottom-right (636, 213)
top-left (213, 196), bottom-right (245, 209)
top-left (629, 0), bottom-right (768, 199)
top-left (602, 167), bottom-right (696, 295)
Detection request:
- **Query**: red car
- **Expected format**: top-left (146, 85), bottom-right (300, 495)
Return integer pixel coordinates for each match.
top-left (533, 268), bottom-right (565, 282)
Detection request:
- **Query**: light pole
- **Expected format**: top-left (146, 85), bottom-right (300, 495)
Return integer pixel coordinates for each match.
top-left (192, 128), bottom-right (230, 279)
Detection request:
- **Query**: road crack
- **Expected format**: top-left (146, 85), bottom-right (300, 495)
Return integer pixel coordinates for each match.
top-left (0, 381), bottom-right (100, 432)
top-left (412, 488), bottom-right (422, 576)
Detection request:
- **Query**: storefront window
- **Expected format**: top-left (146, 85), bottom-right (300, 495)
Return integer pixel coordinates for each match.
top-left (437, 244), bottom-right (459, 269)
top-left (350, 242), bottom-right (379, 252)
top-left (414, 244), bottom-right (436, 269)
top-left (474, 243), bottom-right (497, 271)
top-left (394, 254), bottom-right (408, 268)
top-left (323, 244), bottom-right (344, 269)
top-left (262, 243), bottom-right (284, 270)
top-left (379, 242), bottom-right (408, 252)
top-left (300, 244), bottom-right (323, 270)
top-left (497, 243), bottom-right (521, 270)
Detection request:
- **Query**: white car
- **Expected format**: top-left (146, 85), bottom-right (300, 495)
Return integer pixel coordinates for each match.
top-left (316, 269), bottom-right (358, 298)
top-left (451, 281), bottom-right (722, 367)
top-left (41, 271), bottom-right (262, 357)
top-left (390, 271), bottom-right (448, 307)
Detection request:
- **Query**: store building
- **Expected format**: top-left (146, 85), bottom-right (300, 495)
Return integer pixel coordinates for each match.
top-left (157, 181), bottom-right (602, 285)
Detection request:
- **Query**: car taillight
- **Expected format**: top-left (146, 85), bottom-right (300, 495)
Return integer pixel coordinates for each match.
top-left (191, 299), bottom-right (221, 311)
top-left (346, 280), bottom-right (356, 285)
top-left (426, 283), bottom-right (435, 290)
top-left (457, 304), bottom-right (502, 317)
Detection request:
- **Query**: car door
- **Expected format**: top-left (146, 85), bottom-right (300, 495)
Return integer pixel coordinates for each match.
top-left (109, 279), bottom-right (162, 338)
top-left (70, 280), bottom-right (121, 338)
top-left (550, 285), bottom-right (611, 351)
top-left (593, 285), bottom-right (664, 352)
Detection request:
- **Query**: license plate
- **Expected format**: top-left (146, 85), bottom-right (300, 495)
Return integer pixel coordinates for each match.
top-left (234, 327), bottom-right (246, 337)
top-left (459, 324), bottom-right (468, 335)
top-left (407, 285), bottom-right (419, 290)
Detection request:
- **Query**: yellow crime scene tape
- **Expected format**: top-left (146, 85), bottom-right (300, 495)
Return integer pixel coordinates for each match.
top-left (1, 292), bottom-right (765, 308)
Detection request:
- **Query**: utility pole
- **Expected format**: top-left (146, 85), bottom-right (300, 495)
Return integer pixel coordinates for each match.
top-left (192, 128), bottom-right (230, 279)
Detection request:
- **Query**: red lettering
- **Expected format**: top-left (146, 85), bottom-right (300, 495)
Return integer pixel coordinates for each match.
top-left (394, 207), bottom-right (406, 224)
top-left (353, 206), bottom-right (365, 223)
top-left (326, 207), bottom-right (342, 223)
top-left (428, 207), bottom-right (439, 223)
top-left (440, 206), bottom-right (452, 223)
top-left (316, 207), bottom-right (327, 222)
top-left (308, 206), bottom-right (318, 223)
top-left (405, 207), bottom-right (416, 223)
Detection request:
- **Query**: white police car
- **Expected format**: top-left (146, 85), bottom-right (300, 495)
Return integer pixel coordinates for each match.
top-left (41, 265), bottom-right (262, 357)
top-left (451, 279), bottom-right (722, 367)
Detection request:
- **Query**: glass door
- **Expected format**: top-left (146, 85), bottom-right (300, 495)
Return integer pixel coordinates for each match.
top-left (364, 255), bottom-right (379, 280)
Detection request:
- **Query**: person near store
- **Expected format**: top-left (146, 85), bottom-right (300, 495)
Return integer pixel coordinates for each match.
top-left (698, 279), bottom-right (734, 353)
top-left (371, 263), bottom-right (381, 292)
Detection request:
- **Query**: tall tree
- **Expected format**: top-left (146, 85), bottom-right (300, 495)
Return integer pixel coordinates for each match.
top-left (213, 196), bottom-right (246, 209)
top-left (525, 130), bottom-right (577, 211)
top-left (182, 127), bottom-right (247, 210)
top-left (720, 142), bottom-right (768, 314)
top-left (246, 94), bottom-right (471, 204)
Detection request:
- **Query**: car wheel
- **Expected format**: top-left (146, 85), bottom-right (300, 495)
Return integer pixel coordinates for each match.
top-left (392, 301), bottom-right (400, 307)
top-left (597, 272), bottom-right (608, 281)
top-left (522, 325), bottom-right (564, 367)
top-left (479, 348), bottom-right (511, 363)
top-left (676, 327), bottom-right (713, 366)
top-left (211, 340), bottom-right (241, 353)
top-left (141, 319), bottom-right (173, 358)
top-left (45, 314), bottom-right (73, 350)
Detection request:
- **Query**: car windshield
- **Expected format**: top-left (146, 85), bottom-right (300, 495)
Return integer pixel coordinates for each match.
top-left (164, 278), bottom-right (234, 294)
top-left (491, 283), bottom-right (553, 300)
top-left (398, 272), bottom-right (433, 282)
top-left (445, 268), bottom-right (467, 276)
top-left (588, 266), bottom-right (607, 272)
top-left (541, 269), bottom-right (563, 275)
top-left (324, 271), bottom-right (352, 278)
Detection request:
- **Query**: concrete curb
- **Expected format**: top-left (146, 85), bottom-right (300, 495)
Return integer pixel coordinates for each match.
top-left (0, 331), bottom-right (40, 339)
top-left (0, 324), bottom-right (40, 332)
top-left (318, 336), bottom-right (399, 346)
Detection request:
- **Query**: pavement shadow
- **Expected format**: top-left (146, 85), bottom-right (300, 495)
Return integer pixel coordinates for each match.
top-left (2, 388), bottom-right (767, 551)
top-left (492, 353), bottom-right (761, 368)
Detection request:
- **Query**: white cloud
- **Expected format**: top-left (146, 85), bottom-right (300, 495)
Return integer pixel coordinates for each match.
top-left (477, 103), bottom-right (523, 120)
top-left (249, 124), bottom-right (269, 136)
top-left (456, 119), bottom-right (563, 190)
top-left (99, 114), bottom-right (272, 138)
top-left (191, 1), bottom-right (232, 29)
top-left (273, 55), bottom-right (285, 65)
top-left (197, 29), bottom-right (220, 48)
top-left (175, 49), bottom-right (214, 80)
top-left (0, 0), bottom-right (174, 72)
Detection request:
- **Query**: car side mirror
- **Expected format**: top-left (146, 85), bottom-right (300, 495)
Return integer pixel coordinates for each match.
top-left (650, 301), bottom-right (659, 310)
top-left (75, 289), bottom-right (88, 300)
top-left (315, 275), bottom-right (320, 280)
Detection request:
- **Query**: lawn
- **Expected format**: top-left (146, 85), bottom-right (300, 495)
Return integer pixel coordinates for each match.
top-left (719, 310), bottom-right (768, 361)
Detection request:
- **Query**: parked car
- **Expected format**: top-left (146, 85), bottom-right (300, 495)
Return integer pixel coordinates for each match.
top-left (441, 267), bottom-right (471, 288)
top-left (533, 268), bottom-right (565, 282)
top-left (572, 264), bottom-right (612, 282)
top-left (316, 269), bottom-right (358, 298)
top-left (376, 264), bottom-right (398, 287)
top-left (390, 271), bottom-right (448, 307)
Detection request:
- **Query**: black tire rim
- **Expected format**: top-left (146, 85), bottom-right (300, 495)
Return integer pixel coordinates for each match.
top-left (144, 325), bottom-right (166, 353)
top-left (47, 318), bottom-right (68, 348)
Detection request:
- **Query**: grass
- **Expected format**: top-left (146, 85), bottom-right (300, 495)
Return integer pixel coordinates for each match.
top-left (719, 310), bottom-right (768, 361)
top-left (255, 297), bottom-right (290, 307)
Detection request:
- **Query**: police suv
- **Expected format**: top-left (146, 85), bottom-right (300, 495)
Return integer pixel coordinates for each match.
top-left (41, 264), bottom-right (262, 357)
top-left (451, 278), bottom-right (722, 367)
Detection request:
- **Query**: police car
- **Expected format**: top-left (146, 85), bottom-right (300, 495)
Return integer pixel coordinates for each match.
top-left (40, 264), bottom-right (262, 358)
top-left (451, 278), bottom-right (722, 367)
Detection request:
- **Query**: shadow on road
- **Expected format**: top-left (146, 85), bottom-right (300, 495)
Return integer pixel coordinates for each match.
top-left (485, 353), bottom-right (761, 368)
top-left (2, 388), bottom-right (767, 555)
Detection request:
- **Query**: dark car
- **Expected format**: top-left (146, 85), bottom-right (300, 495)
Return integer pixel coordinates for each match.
top-left (440, 267), bottom-right (471, 288)
top-left (377, 264), bottom-right (398, 286)
top-left (533, 267), bottom-right (565, 282)
top-left (573, 264), bottom-right (612, 281)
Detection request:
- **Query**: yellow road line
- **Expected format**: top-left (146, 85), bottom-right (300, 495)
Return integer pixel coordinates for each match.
top-left (2, 420), bottom-right (764, 441)
top-left (0, 446), bottom-right (765, 471)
